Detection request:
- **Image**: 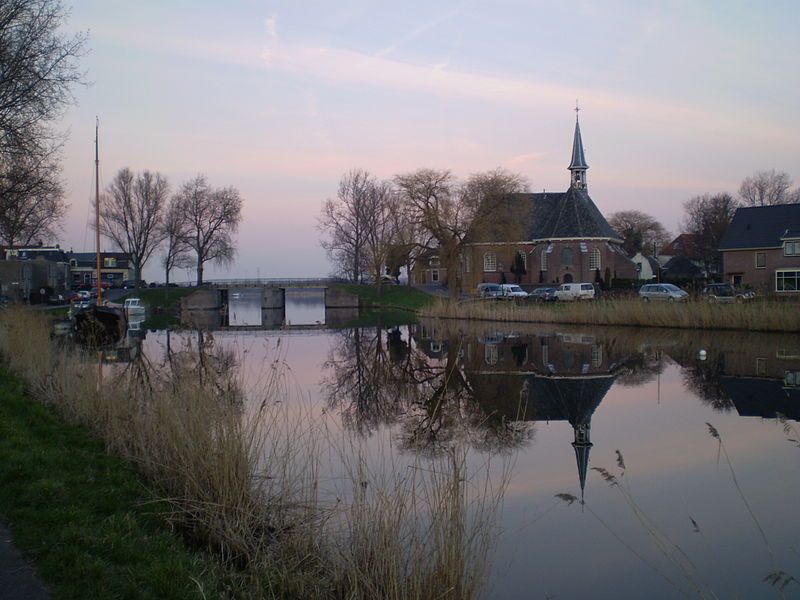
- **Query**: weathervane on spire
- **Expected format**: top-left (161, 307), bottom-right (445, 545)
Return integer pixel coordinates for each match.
top-left (574, 99), bottom-right (580, 121)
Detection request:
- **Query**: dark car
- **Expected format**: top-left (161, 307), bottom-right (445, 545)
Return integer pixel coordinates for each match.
top-left (702, 283), bottom-right (737, 303)
top-left (0, 295), bottom-right (12, 307)
top-left (529, 287), bottom-right (557, 302)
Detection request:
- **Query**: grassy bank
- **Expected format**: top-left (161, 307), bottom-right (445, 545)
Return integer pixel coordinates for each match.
top-left (0, 309), bottom-right (506, 599)
top-left (420, 297), bottom-right (800, 332)
top-left (335, 284), bottom-right (435, 311)
top-left (0, 370), bottom-right (234, 599)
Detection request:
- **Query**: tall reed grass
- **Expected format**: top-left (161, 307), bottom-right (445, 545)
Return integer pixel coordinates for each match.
top-left (0, 309), bottom-right (508, 599)
top-left (421, 298), bottom-right (800, 332)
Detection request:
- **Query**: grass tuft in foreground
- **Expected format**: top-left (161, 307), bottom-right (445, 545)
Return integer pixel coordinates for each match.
top-left (0, 309), bottom-right (507, 599)
top-left (0, 369), bottom-right (236, 600)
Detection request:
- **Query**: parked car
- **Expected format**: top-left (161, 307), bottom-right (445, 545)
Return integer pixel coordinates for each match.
top-left (499, 284), bottom-right (528, 298)
top-left (701, 283), bottom-right (738, 303)
top-left (75, 290), bottom-right (91, 301)
top-left (0, 295), bottom-right (12, 308)
top-left (639, 283), bottom-right (689, 303)
top-left (477, 283), bottom-right (504, 298)
top-left (554, 282), bottom-right (596, 301)
top-left (528, 287), bottom-right (557, 302)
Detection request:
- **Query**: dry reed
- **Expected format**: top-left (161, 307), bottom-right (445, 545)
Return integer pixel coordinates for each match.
top-left (420, 298), bottom-right (800, 333)
top-left (0, 309), bottom-right (509, 599)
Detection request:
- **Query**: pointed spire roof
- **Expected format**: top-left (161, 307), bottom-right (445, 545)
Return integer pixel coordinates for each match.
top-left (573, 438), bottom-right (593, 500)
top-left (569, 115), bottom-right (588, 171)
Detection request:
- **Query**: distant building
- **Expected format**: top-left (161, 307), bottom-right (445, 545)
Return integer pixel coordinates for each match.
top-left (631, 252), bottom-right (660, 281)
top-left (410, 249), bottom-right (446, 286)
top-left (460, 113), bottom-right (635, 293)
top-left (67, 252), bottom-right (132, 287)
top-left (719, 204), bottom-right (800, 293)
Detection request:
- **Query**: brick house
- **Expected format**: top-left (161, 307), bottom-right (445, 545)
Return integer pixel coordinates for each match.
top-left (410, 248), bottom-right (447, 286)
top-left (460, 115), bottom-right (636, 293)
top-left (719, 204), bottom-right (800, 293)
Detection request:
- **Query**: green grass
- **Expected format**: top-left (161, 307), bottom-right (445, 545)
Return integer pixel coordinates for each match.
top-left (0, 369), bottom-right (235, 600)
top-left (335, 284), bottom-right (435, 311)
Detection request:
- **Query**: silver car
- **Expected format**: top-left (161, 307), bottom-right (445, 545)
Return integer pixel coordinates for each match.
top-left (639, 283), bottom-right (689, 302)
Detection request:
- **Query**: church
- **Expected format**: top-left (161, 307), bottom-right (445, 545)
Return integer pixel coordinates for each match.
top-left (460, 112), bottom-right (636, 292)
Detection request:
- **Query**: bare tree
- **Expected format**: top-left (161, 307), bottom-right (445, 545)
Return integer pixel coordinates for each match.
top-left (363, 181), bottom-right (398, 292)
top-left (174, 175), bottom-right (242, 286)
top-left (738, 170), bottom-right (796, 206)
top-left (0, 147), bottom-right (66, 246)
top-left (608, 210), bottom-right (671, 256)
top-left (317, 169), bottom-right (377, 282)
top-left (0, 0), bottom-right (87, 157)
top-left (160, 198), bottom-right (191, 287)
top-left (681, 193), bottom-right (739, 275)
top-left (395, 167), bottom-right (527, 299)
top-left (101, 168), bottom-right (169, 290)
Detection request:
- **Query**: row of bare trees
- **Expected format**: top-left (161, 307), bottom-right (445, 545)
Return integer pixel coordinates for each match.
top-left (0, 0), bottom-right (85, 249)
top-left (318, 167), bottom-right (528, 299)
top-left (101, 170), bottom-right (242, 289)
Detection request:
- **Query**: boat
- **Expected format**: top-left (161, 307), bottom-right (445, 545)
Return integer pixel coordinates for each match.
top-left (123, 297), bottom-right (146, 319)
top-left (73, 119), bottom-right (126, 346)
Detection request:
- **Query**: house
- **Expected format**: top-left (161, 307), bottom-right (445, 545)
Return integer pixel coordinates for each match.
top-left (410, 248), bottom-right (446, 286)
top-left (2, 245), bottom-right (70, 294)
top-left (657, 233), bottom-right (700, 267)
top-left (67, 252), bottom-right (132, 287)
top-left (460, 113), bottom-right (636, 293)
top-left (718, 203), bottom-right (800, 293)
top-left (631, 252), bottom-right (660, 281)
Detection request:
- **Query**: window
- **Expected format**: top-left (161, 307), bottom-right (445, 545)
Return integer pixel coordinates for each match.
top-left (516, 250), bottom-right (527, 269)
top-left (485, 344), bottom-right (498, 365)
top-left (483, 252), bottom-right (497, 272)
top-left (785, 371), bottom-right (800, 387)
top-left (589, 248), bottom-right (601, 270)
top-left (591, 345), bottom-right (603, 368)
top-left (754, 252), bottom-right (766, 269)
top-left (431, 270), bottom-right (439, 282)
top-left (465, 254), bottom-right (471, 273)
top-left (541, 250), bottom-right (548, 272)
top-left (103, 257), bottom-right (117, 268)
top-left (785, 241), bottom-right (800, 256)
top-left (430, 256), bottom-right (440, 267)
top-left (776, 270), bottom-right (800, 292)
top-left (756, 358), bottom-right (766, 376)
top-left (562, 247), bottom-right (573, 266)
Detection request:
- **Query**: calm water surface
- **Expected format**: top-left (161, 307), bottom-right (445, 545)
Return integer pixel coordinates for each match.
top-left (143, 298), bottom-right (800, 599)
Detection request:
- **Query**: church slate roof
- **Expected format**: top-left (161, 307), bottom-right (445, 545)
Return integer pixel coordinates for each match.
top-left (719, 204), bottom-right (800, 250)
top-left (463, 187), bottom-right (621, 243)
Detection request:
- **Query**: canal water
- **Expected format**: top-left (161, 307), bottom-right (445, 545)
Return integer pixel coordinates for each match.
top-left (132, 294), bottom-right (800, 599)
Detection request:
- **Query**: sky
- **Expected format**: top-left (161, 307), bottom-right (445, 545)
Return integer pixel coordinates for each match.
top-left (56, 0), bottom-right (800, 282)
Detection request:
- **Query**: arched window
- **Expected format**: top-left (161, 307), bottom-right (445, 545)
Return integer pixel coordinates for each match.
top-left (517, 250), bottom-right (526, 269)
top-left (483, 252), bottom-right (497, 272)
top-left (562, 247), bottom-right (573, 266)
top-left (541, 250), bottom-right (548, 272)
top-left (589, 248), bottom-right (601, 270)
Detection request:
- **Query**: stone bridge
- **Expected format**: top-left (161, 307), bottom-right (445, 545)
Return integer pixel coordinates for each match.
top-left (180, 278), bottom-right (361, 328)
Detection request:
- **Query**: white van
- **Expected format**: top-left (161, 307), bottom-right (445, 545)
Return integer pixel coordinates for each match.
top-left (554, 283), bottom-right (596, 301)
top-left (499, 284), bottom-right (528, 298)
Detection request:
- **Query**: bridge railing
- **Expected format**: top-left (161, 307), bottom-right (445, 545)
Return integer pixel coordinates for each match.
top-left (204, 277), bottom-right (346, 288)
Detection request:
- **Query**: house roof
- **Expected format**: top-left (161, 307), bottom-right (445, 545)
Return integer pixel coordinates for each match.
top-left (662, 255), bottom-right (704, 278)
top-left (721, 376), bottom-right (800, 421)
top-left (719, 203), bottom-right (800, 250)
top-left (464, 187), bottom-right (620, 244)
top-left (661, 233), bottom-right (700, 258)
top-left (69, 252), bottom-right (131, 268)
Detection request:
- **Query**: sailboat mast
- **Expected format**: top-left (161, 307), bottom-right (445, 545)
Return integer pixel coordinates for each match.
top-left (95, 118), bottom-right (102, 305)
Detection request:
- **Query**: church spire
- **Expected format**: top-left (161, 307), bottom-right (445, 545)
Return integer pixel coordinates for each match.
top-left (568, 101), bottom-right (588, 190)
top-left (572, 422), bottom-right (593, 501)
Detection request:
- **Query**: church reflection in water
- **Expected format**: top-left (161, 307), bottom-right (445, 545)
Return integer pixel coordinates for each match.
top-left (322, 321), bottom-right (800, 498)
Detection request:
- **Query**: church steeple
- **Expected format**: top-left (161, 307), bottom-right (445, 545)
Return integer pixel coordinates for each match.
top-left (572, 422), bottom-right (593, 501)
top-left (568, 101), bottom-right (588, 191)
